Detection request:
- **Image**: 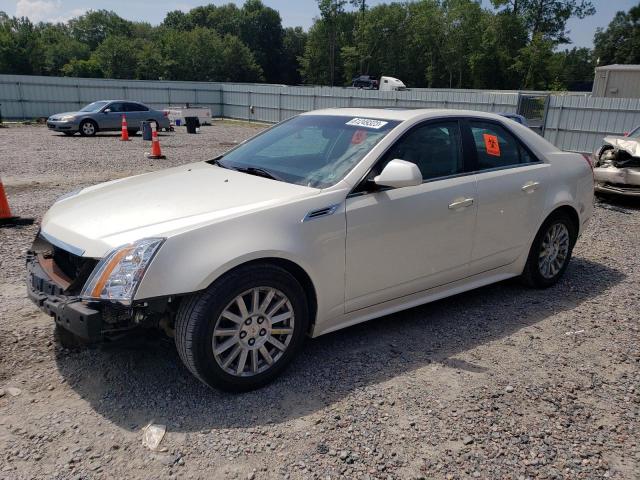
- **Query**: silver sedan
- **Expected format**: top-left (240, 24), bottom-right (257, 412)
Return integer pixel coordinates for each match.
top-left (46, 100), bottom-right (171, 137)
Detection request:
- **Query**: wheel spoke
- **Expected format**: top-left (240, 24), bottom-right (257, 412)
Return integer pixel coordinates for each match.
top-left (214, 337), bottom-right (238, 355)
top-left (251, 289), bottom-right (260, 314)
top-left (259, 289), bottom-right (275, 313)
top-left (221, 310), bottom-right (243, 324)
top-left (236, 296), bottom-right (249, 318)
top-left (259, 346), bottom-right (273, 365)
top-left (221, 344), bottom-right (241, 368)
top-left (268, 336), bottom-right (287, 351)
top-left (267, 297), bottom-right (287, 317)
top-left (213, 328), bottom-right (237, 337)
top-left (236, 349), bottom-right (248, 375)
top-left (251, 349), bottom-right (259, 374)
top-left (271, 311), bottom-right (292, 324)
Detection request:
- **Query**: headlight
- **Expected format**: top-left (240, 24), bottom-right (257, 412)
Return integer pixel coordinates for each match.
top-left (81, 238), bottom-right (165, 304)
top-left (55, 188), bottom-right (82, 203)
top-left (60, 115), bottom-right (76, 121)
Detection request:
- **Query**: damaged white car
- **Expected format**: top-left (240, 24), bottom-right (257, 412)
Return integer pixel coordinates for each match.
top-left (593, 127), bottom-right (640, 197)
top-left (27, 108), bottom-right (593, 391)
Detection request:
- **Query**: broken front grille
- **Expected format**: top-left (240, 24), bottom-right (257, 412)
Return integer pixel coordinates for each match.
top-left (31, 234), bottom-right (99, 295)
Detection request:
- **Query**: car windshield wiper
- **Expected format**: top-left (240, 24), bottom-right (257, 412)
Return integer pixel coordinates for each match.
top-left (234, 166), bottom-right (284, 182)
top-left (209, 156), bottom-right (231, 169)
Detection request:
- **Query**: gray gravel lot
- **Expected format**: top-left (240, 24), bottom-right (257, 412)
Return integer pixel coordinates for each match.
top-left (0, 124), bottom-right (639, 479)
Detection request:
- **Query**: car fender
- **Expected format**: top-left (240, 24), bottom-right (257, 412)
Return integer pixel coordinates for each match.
top-left (134, 190), bottom-right (349, 328)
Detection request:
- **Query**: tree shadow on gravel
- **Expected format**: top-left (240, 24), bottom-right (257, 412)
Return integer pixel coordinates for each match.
top-left (54, 257), bottom-right (623, 432)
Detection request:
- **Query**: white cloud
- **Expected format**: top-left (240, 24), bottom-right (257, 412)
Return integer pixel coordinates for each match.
top-left (15, 0), bottom-right (85, 23)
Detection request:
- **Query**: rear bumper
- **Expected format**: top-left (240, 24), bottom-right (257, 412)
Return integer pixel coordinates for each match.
top-left (27, 252), bottom-right (104, 341)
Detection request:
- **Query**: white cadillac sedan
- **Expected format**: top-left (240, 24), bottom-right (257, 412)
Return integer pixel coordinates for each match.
top-left (27, 109), bottom-right (594, 391)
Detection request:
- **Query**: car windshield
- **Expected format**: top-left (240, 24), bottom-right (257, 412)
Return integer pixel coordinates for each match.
top-left (210, 115), bottom-right (400, 188)
top-left (79, 101), bottom-right (109, 112)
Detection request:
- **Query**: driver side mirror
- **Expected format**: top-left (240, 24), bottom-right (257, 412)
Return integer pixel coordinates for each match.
top-left (103, 108), bottom-right (111, 113)
top-left (374, 159), bottom-right (422, 189)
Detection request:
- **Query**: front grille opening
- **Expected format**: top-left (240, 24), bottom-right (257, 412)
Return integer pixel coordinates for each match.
top-left (33, 235), bottom-right (98, 295)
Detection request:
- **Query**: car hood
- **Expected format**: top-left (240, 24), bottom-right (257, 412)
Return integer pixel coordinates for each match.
top-left (41, 162), bottom-right (319, 257)
top-left (603, 136), bottom-right (640, 157)
top-left (48, 112), bottom-right (81, 119)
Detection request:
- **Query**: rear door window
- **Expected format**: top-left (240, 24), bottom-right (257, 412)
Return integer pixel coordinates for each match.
top-left (126, 103), bottom-right (148, 112)
top-left (469, 121), bottom-right (534, 170)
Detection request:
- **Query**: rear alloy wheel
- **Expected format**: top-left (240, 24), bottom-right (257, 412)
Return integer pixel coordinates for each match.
top-left (521, 212), bottom-right (576, 288)
top-left (175, 264), bottom-right (309, 391)
top-left (79, 120), bottom-right (97, 137)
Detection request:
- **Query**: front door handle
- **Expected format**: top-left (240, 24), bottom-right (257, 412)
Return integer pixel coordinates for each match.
top-left (448, 197), bottom-right (474, 210)
top-left (521, 181), bottom-right (540, 193)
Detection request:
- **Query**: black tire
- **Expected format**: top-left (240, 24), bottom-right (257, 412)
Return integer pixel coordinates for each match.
top-left (128, 128), bottom-right (138, 136)
top-left (79, 119), bottom-right (97, 137)
top-left (521, 211), bottom-right (577, 288)
top-left (175, 264), bottom-right (309, 392)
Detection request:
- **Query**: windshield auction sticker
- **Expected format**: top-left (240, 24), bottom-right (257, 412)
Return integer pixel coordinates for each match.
top-left (346, 118), bottom-right (388, 129)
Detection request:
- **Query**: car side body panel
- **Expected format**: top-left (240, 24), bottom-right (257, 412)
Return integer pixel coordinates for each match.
top-left (39, 108), bottom-right (593, 340)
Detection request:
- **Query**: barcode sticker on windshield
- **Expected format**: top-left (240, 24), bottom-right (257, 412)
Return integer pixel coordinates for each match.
top-left (346, 118), bottom-right (388, 129)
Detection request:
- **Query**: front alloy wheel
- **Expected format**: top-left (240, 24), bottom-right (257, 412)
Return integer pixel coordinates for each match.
top-left (212, 287), bottom-right (295, 376)
top-left (175, 264), bottom-right (309, 391)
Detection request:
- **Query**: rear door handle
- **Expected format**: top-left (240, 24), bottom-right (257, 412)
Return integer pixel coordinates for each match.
top-left (521, 181), bottom-right (540, 193)
top-left (448, 197), bottom-right (474, 210)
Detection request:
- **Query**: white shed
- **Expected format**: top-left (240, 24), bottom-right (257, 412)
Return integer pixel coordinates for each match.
top-left (592, 64), bottom-right (640, 98)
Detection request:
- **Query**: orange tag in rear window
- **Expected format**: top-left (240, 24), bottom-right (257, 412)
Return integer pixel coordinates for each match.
top-left (351, 129), bottom-right (367, 145)
top-left (483, 134), bottom-right (501, 156)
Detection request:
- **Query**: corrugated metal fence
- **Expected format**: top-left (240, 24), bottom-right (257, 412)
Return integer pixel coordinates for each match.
top-left (543, 95), bottom-right (640, 152)
top-left (0, 75), bottom-right (223, 119)
top-left (2, 74), bottom-right (640, 153)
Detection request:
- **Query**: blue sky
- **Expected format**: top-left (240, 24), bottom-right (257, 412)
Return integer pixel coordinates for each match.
top-left (1, 0), bottom-right (637, 48)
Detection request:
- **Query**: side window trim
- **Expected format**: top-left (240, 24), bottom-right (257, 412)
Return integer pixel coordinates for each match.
top-left (461, 118), bottom-right (543, 174)
top-left (350, 117), bottom-right (473, 195)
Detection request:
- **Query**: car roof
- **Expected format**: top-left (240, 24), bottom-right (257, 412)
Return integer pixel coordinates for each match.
top-left (301, 108), bottom-right (511, 122)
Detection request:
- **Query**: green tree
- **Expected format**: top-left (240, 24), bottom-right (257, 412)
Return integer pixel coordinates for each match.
top-left (594, 4), bottom-right (640, 65)
top-left (282, 27), bottom-right (307, 84)
top-left (0, 14), bottom-right (44, 74)
top-left (69, 10), bottom-right (132, 50)
top-left (239, 0), bottom-right (285, 83)
top-left (61, 58), bottom-right (103, 77)
top-left (91, 35), bottom-right (141, 79)
top-left (491, 0), bottom-right (595, 42)
top-left (39, 23), bottom-right (90, 75)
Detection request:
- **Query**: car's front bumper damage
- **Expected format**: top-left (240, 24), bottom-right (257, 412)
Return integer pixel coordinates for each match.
top-left (27, 251), bottom-right (104, 341)
top-left (593, 139), bottom-right (640, 197)
top-left (26, 234), bottom-right (176, 342)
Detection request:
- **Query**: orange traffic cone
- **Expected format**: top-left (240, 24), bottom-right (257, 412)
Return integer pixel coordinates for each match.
top-left (120, 115), bottom-right (130, 141)
top-left (146, 123), bottom-right (166, 159)
top-left (0, 179), bottom-right (34, 227)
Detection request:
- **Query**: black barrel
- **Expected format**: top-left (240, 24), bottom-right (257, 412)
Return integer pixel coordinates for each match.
top-left (141, 121), bottom-right (153, 141)
top-left (185, 116), bottom-right (200, 134)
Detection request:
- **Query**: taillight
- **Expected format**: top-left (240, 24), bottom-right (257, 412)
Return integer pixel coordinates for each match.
top-left (163, 111), bottom-right (169, 117)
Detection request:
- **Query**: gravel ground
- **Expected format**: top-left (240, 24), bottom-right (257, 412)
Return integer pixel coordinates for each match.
top-left (0, 124), bottom-right (639, 480)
